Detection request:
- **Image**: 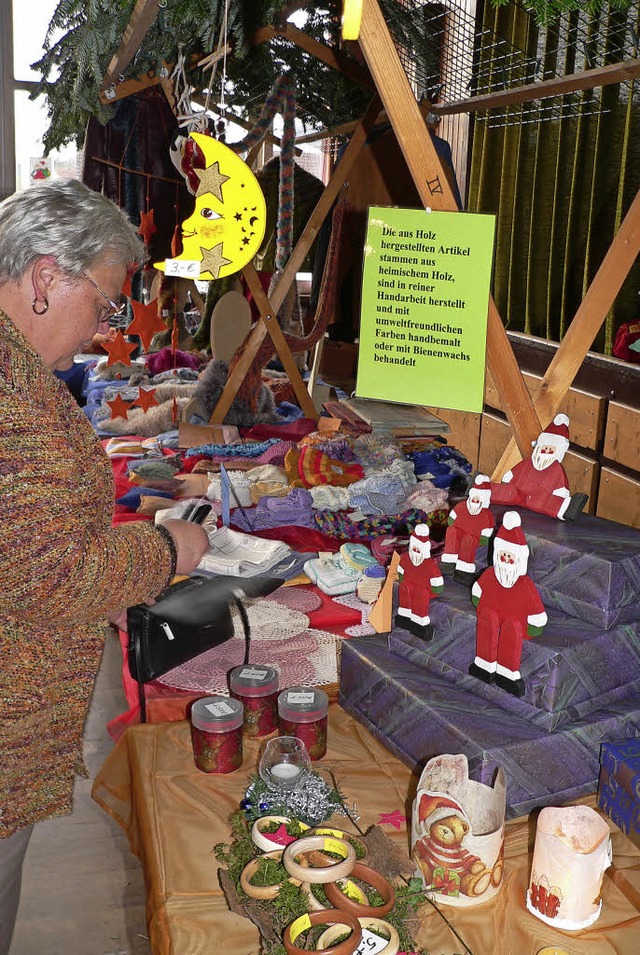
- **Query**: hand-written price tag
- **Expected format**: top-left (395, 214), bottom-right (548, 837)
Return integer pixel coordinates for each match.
top-left (164, 258), bottom-right (201, 278)
top-left (356, 929), bottom-right (390, 954)
top-left (287, 691), bottom-right (315, 704)
top-left (205, 700), bottom-right (235, 717)
top-left (239, 668), bottom-right (268, 680)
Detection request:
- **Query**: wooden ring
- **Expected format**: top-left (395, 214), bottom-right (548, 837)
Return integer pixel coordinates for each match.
top-left (305, 877), bottom-right (369, 911)
top-left (240, 850), bottom-right (305, 901)
top-left (283, 909), bottom-right (362, 955)
top-left (324, 862), bottom-right (395, 917)
top-left (283, 835), bottom-right (357, 885)
top-left (308, 826), bottom-right (366, 858)
top-left (316, 917), bottom-right (400, 954)
top-left (251, 816), bottom-right (310, 852)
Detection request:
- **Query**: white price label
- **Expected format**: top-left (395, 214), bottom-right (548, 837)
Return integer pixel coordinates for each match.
top-left (205, 700), bottom-right (235, 717)
top-left (164, 258), bottom-right (201, 278)
top-left (287, 691), bottom-right (315, 704)
top-left (356, 929), bottom-right (389, 954)
top-left (239, 668), bottom-right (269, 681)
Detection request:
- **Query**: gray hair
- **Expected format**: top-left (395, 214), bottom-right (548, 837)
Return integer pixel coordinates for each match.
top-left (0, 178), bottom-right (146, 283)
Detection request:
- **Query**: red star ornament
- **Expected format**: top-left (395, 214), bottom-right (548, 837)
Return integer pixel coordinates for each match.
top-left (267, 824), bottom-right (298, 847)
top-left (127, 298), bottom-right (166, 352)
top-left (377, 810), bottom-right (407, 830)
top-left (121, 273), bottom-right (134, 299)
top-left (106, 393), bottom-right (132, 420)
top-left (137, 209), bottom-right (157, 246)
top-left (104, 329), bottom-right (138, 367)
top-left (133, 387), bottom-right (159, 412)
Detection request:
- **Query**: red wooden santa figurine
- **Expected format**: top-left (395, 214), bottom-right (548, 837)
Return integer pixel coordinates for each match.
top-left (441, 474), bottom-right (495, 585)
top-left (469, 511), bottom-right (547, 697)
top-left (490, 414), bottom-right (587, 521)
top-left (395, 523), bottom-right (444, 641)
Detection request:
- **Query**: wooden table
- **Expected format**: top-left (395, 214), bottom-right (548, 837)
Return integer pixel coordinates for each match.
top-left (92, 704), bottom-right (640, 954)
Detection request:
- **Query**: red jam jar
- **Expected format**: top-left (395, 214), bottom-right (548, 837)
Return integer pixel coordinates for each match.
top-left (189, 695), bottom-right (244, 774)
top-left (228, 665), bottom-right (279, 738)
top-left (278, 686), bottom-right (329, 761)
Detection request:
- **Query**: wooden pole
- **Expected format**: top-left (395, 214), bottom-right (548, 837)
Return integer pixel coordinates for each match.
top-left (357, 0), bottom-right (542, 457)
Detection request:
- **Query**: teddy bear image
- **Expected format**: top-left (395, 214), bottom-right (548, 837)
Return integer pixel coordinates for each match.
top-left (412, 795), bottom-right (496, 898)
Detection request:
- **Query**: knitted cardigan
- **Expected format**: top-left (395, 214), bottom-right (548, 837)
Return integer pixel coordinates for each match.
top-left (0, 309), bottom-right (175, 837)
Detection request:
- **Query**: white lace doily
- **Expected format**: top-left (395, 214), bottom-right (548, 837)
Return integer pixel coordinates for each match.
top-left (332, 593), bottom-right (376, 637)
top-left (156, 596), bottom-right (340, 693)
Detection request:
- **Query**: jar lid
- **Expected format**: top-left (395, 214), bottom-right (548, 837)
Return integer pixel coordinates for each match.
top-left (229, 665), bottom-right (279, 697)
top-left (278, 686), bottom-right (328, 722)
top-left (191, 695), bottom-right (244, 731)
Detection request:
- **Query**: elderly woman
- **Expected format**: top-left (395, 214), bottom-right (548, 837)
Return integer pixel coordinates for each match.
top-left (0, 179), bottom-right (209, 952)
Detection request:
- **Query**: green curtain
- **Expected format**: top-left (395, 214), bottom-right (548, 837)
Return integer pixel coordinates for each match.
top-left (468, 1), bottom-right (640, 354)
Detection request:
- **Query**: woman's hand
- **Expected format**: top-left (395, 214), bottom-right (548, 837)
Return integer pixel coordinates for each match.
top-left (162, 519), bottom-right (210, 575)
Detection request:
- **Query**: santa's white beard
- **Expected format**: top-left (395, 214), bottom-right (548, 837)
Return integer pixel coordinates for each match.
top-left (531, 445), bottom-right (557, 470)
top-left (409, 545), bottom-right (428, 566)
top-left (494, 557), bottom-right (522, 588)
top-left (467, 496), bottom-right (483, 515)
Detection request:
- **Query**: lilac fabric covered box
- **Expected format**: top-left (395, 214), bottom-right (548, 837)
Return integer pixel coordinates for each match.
top-left (388, 580), bottom-right (640, 731)
top-left (339, 635), bottom-right (640, 818)
top-left (598, 738), bottom-right (640, 848)
top-left (494, 507), bottom-right (640, 631)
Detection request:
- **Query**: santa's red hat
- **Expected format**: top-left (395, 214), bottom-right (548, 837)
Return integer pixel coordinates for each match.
top-left (493, 511), bottom-right (529, 568)
top-left (538, 414), bottom-right (570, 457)
top-left (468, 474), bottom-right (491, 507)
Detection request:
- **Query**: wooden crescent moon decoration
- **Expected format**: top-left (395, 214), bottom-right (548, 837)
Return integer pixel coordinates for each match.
top-left (342, 0), bottom-right (363, 40)
top-left (155, 132), bottom-right (267, 280)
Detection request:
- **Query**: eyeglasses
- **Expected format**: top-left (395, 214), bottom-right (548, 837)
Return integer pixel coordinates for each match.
top-left (81, 271), bottom-right (127, 326)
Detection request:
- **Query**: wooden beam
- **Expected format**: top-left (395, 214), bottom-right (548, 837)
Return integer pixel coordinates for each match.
top-left (432, 56), bottom-right (640, 118)
top-left (191, 96), bottom-right (304, 156)
top-left (209, 95), bottom-right (382, 425)
top-left (101, 0), bottom-right (162, 88)
top-left (358, 0), bottom-right (542, 458)
top-left (252, 23), bottom-right (375, 92)
top-left (493, 188), bottom-right (640, 477)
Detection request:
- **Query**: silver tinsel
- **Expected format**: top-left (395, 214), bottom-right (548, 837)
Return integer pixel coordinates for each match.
top-left (241, 770), bottom-right (359, 827)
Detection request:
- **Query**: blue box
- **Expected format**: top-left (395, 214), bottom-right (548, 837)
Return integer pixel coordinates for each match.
top-left (598, 738), bottom-right (640, 847)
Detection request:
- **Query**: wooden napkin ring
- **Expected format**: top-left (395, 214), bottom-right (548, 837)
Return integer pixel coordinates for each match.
top-left (324, 862), bottom-right (395, 917)
top-left (283, 835), bottom-right (357, 885)
top-left (283, 909), bottom-right (362, 955)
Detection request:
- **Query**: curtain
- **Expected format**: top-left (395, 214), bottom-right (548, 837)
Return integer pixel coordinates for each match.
top-left (467, 1), bottom-right (640, 354)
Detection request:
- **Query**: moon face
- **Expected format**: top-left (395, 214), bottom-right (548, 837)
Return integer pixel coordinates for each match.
top-left (155, 132), bottom-right (267, 280)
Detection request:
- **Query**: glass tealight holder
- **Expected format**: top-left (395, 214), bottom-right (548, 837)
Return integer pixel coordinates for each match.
top-left (258, 736), bottom-right (312, 791)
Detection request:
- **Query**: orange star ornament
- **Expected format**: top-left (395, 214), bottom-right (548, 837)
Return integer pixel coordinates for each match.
top-left (104, 330), bottom-right (138, 367)
top-left (133, 388), bottom-right (159, 412)
top-left (138, 209), bottom-right (157, 246)
top-left (127, 298), bottom-right (166, 352)
top-left (106, 393), bottom-right (132, 420)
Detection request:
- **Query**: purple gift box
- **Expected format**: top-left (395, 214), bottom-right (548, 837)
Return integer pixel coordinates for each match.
top-left (491, 507), bottom-right (640, 631)
top-left (340, 635), bottom-right (640, 818)
top-left (598, 738), bottom-right (640, 849)
top-left (388, 580), bottom-right (640, 731)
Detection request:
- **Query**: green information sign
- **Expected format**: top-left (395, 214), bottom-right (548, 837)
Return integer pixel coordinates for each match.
top-left (355, 206), bottom-right (496, 413)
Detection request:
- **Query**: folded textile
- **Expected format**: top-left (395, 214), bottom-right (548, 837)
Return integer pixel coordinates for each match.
top-left (310, 485), bottom-right (350, 511)
top-left (353, 432), bottom-right (403, 470)
top-left (185, 438), bottom-right (280, 459)
top-left (348, 473), bottom-right (407, 516)
top-left (232, 488), bottom-right (315, 532)
top-left (198, 526), bottom-right (291, 576)
top-left (339, 542), bottom-right (377, 574)
top-left (250, 481), bottom-right (290, 504)
top-left (285, 446), bottom-right (364, 488)
top-left (184, 440), bottom-right (295, 473)
top-left (314, 506), bottom-right (449, 541)
top-left (206, 471), bottom-right (253, 508)
top-left (356, 564), bottom-right (387, 604)
top-left (245, 464), bottom-right (289, 485)
top-left (303, 555), bottom-right (361, 596)
top-left (403, 481), bottom-right (450, 514)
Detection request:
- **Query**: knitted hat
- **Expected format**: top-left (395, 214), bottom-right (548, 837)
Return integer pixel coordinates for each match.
top-left (298, 446), bottom-right (364, 488)
top-left (538, 414), bottom-right (570, 457)
top-left (493, 511), bottom-right (529, 570)
top-left (468, 474), bottom-right (491, 507)
top-left (417, 793), bottom-right (469, 829)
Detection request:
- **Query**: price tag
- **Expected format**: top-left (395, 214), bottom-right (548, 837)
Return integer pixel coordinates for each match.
top-left (287, 691), bottom-right (315, 704)
top-left (289, 913), bottom-right (311, 943)
top-left (205, 700), bottom-right (234, 717)
top-left (239, 668), bottom-right (269, 681)
top-left (323, 837), bottom-right (348, 857)
top-left (164, 258), bottom-right (201, 278)
top-left (356, 928), bottom-right (390, 954)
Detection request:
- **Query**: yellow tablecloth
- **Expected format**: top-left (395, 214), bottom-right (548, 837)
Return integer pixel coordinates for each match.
top-left (92, 704), bottom-right (640, 955)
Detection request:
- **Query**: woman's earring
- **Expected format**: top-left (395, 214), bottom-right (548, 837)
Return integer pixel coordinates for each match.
top-left (32, 297), bottom-right (49, 315)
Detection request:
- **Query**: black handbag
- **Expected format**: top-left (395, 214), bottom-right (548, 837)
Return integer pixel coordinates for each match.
top-left (127, 574), bottom-right (282, 720)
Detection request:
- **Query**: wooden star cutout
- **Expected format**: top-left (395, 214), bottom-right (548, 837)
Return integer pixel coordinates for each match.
top-left (195, 161), bottom-right (230, 201)
top-left (133, 387), bottom-right (159, 412)
top-left (127, 298), bottom-right (166, 352)
top-left (137, 209), bottom-right (157, 246)
top-left (267, 824), bottom-right (298, 847)
top-left (377, 810), bottom-right (407, 830)
top-left (199, 243), bottom-right (231, 279)
top-left (104, 329), bottom-right (138, 367)
top-left (106, 393), bottom-right (132, 420)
